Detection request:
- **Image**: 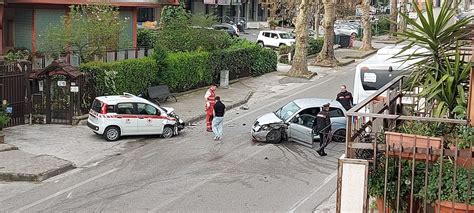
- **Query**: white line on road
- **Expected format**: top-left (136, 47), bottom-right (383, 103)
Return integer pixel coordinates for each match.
top-left (225, 76), bottom-right (336, 124)
top-left (13, 168), bottom-right (118, 213)
top-left (287, 171), bottom-right (337, 213)
top-left (148, 146), bottom-right (268, 213)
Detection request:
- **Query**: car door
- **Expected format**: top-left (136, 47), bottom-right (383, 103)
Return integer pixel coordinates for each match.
top-left (328, 107), bottom-right (346, 132)
top-left (288, 114), bottom-right (315, 147)
top-left (269, 33), bottom-right (279, 47)
top-left (116, 103), bottom-right (138, 135)
top-left (136, 103), bottom-right (165, 135)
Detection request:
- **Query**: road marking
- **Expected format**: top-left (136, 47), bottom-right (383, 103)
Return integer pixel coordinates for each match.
top-left (13, 168), bottom-right (118, 213)
top-left (225, 76), bottom-right (336, 124)
top-left (148, 146), bottom-right (268, 213)
top-left (287, 170), bottom-right (337, 213)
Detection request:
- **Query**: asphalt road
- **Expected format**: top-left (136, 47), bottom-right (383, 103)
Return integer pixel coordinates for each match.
top-left (0, 64), bottom-right (356, 212)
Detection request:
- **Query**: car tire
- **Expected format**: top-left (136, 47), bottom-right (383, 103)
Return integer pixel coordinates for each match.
top-left (257, 41), bottom-right (264, 47)
top-left (266, 129), bottom-right (282, 144)
top-left (162, 126), bottom-right (174, 139)
top-left (332, 129), bottom-right (346, 143)
top-left (104, 126), bottom-right (120, 142)
top-left (279, 43), bottom-right (286, 48)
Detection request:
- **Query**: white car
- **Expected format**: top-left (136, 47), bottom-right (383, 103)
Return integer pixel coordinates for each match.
top-left (334, 25), bottom-right (358, 36)
top-left (87, 93), bottom-right (184, 141)
top-left (257, 30), bottom-right (295, 48)
top-left (251, 98), bottom-right (347, 147)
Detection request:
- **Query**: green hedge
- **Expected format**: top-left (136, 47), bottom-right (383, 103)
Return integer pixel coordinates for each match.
top-left (160, 51), bottom-right (213, 92)
top-left (137, 29), bottom-right (158, 48)
top-left (80, 57), bottom-right (159, 97)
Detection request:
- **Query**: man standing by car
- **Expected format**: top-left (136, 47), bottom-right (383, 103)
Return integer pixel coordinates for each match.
top-left (336, 85), bottom-right (353, 110)
top-left (315, 103), bottom-right (331, 156)
top-left (212, 96), bottom-right (226, 140)
top-left (205, 85), bottom-right (217, 132)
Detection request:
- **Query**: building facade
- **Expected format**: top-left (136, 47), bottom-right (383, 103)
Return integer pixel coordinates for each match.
top-left (0, 0), bottom-right (178, 54)
top-left (184, 0), bottom-right (268, 24)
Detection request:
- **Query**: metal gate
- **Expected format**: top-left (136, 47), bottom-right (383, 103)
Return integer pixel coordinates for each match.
top-left (49, 75), bottom-right (71, 124)
top-left (0, 62), bottom-right (30, 127)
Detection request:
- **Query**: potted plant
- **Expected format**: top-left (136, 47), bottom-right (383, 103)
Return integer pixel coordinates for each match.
top-left (368, 157), bottom-right (426, 212)
top-left (418, 159), bottom-right (474, 212)
top-left (385, 121), bottom-right (447, 162)
top-left (0, 101), bottom-right (11, 143)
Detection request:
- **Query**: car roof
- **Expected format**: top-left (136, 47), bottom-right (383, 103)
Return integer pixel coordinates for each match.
top-left (293, 98), bottom-right (344, 109)
top-left (260, 30), bottom-right (289, 34)
top-left (95, 94), bottom-right (152, 105)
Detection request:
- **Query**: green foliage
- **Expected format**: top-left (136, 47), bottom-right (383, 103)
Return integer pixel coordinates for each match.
top-left (80, 57), bottom-right (159, 107)
top-left (156, 13), bottom-right (231, 52)
top-left (4, 49), bottom-right (29, 62)
top-left (396, 0), bottom-right (473, 88)
top-left (211, 39), bottom-right (277, 78)
top-left (308, 37), bottom-right (324, 55)
top-left (368, 158), bottom-right (427, 211)
top-left (398, 121), bottom-right (450, 137)
top-left (160, 51), bottom-right (212, 92)
top-left (0, 102), bottom-right (10, 130)
top-left (137, 29), bottom-right (158, 48)
top-left (373, 16), bottom-right (390, 35)
top-left (418, 160), bottom-right (474, 205)
top-left (160, 0), bottom-right (189, 27)
top-left (39, 3), bottom-right (128, 63)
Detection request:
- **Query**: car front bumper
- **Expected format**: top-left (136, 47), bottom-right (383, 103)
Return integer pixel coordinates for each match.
top-left (251, 128), bottom-right (271, 142)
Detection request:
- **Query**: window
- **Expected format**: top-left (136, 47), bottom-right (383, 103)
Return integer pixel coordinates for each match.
top-left (328, 107), bottom-right (344, 118)
top-left (137, 103), bottom-right (159, 115)
top-left (279, 33), bottom-right (292, 39)
top-left (270, 33), bottom-right (278, 39)
top-left (106, 105), bottom-right (116, 113)
top-left (91, 99), bottom-right (102, 113)
top-left (296, 114), bottom-right (316, 128)
top-left (263, 32), bottom-right (271, 37)
top-left (360, 68), bottom-right (402, 90)
top-left (275, 101), bottom-right (301, 121)
top-left (117, 103), bottom-right (134, 114)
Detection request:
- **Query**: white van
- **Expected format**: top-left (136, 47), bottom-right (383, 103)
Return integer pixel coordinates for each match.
top-left (353, 45), bottom-right (427, 105)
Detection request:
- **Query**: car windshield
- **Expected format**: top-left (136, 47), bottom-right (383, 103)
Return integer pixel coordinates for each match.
top-left (279, 33), bottom-right (292, 39)
top-left (275, 101), bottom-right (301, 121)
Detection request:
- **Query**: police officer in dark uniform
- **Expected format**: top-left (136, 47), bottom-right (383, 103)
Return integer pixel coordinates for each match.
top-left (315, 103), bottom-right (331, 156)
top-left (336, 85), bottom-right (353, 110)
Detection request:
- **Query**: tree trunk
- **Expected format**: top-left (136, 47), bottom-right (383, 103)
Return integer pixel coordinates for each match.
top-left (398, 0), bottom-right (407, 33)
top-left (360, 0), bottom-right (374, 51)
top-left (389, 0), bottom-right (398, 38)
top-left (288, 0), bottom-right (312, 76)
top-left (315, 1), bottom-right (321, 38)
top-left (314, 0), bottom-right (338, 66)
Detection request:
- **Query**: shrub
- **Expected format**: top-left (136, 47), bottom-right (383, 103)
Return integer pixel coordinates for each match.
top-left (308, 37), bottom-right (324, 55)
top-left (137, 29), bottom-right (158, 48)
top-left (80, 57), bottom-right (159, 108)
top-left (373, 16), bottom-right (390, 35)
top-left (211, 39), bottom-right (277, 78)
top-left (160, 51), bottom-right (213, 92)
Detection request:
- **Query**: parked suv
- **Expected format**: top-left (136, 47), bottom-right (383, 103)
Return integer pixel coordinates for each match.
top-left (87, 93), bottom-right (184, 141)
top-left (256, 30), bottom-right (295, 48)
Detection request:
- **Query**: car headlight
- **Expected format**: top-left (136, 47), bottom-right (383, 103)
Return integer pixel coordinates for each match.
top-left (261, 125), bottom-right (271, 131)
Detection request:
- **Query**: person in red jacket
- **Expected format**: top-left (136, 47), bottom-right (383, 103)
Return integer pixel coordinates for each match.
top-left (204, 85), bottom-right (217, 132)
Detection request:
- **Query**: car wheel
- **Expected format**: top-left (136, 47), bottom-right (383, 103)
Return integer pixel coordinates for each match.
top-left (279, 43), bottom-right (286, 48)
top-left (104, 126), bottom-right (120, 142)
top-left (266, 129), bottom-right (282, 144)
top-left (257, 41), bottom-right (264, 47)
top-left (351, 32), bottom-right (357, 37)
top-left (162, 126), bottom-right (174, 139)
top-left (332, 129), bottom-right (346, 143)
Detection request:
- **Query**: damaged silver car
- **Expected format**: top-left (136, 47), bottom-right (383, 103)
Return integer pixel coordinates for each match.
top-left (251, 98), bottom-right (347, 147)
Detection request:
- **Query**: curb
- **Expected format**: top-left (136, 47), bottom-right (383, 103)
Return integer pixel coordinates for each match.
top-left (343, 49), bottom-right (378, 59)
top-left (0, 144), bottom-right (19, 152)
top-left (0, 155), bottom-right (76, 182)
top-left (184, 90), bottom-right (255, 125)
top-left (375, 39), bottom-right (403, 44)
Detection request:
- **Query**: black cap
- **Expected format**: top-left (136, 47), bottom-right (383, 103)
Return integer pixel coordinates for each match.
top-left (323, 103), bottom-right (330, 107)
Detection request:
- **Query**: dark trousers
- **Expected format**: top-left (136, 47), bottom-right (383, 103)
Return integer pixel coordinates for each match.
top-left (319, 132), bottom-right (330, 152)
